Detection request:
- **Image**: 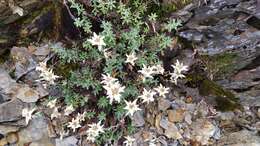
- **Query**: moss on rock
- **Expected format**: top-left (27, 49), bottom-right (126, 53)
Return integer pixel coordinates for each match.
top-left (147, 0), bottom-right (192, 19)
top-left (187, 73), bottom-right (240, 111)
top-left (201, 53), bottom-right (238, 80)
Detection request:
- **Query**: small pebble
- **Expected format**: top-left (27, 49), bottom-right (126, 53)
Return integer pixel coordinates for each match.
top-left (167, 109), bottom-right (185, 123)
top-left (6, 132), bottom-right (18, 144)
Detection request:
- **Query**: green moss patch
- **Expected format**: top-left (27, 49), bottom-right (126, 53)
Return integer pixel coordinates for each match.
top-left (187, 74), bottom-right (240, 111)
top-left (201, 53), bottom-right (238, 80)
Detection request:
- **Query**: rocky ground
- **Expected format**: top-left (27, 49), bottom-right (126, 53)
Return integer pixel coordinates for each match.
top-left (0, 0), bottom-right (260, 146)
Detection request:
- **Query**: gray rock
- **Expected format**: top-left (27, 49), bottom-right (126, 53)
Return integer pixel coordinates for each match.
top-left (190, 119), bottom-right (219, 145)
top-left (218, 80), bottom-right (259, 91)
top-left (36, 84), bottom-right (49, 98)
top-left (0, 94), bottom-right (5, 104)
top-left (1, 118), bottom-right (27, 127)
top-left (18, 116), bottom-right (50, 144)
top-left (185, 87), bottom-right (202, 102)
top-left (158, 98), bottom-right (171, 111)
top-left (6, 132), bottom-right (18, 144)
top-left (0, 99), bottom-right (25, 122)
top-left (10, 46), bottom-right (37, 80)
top-left (182, 0), bottom-right (260, 83)
top-left (257, 108), bottom-right (260, 118)
top-left (33, 44), bottom-right (51, 57)
top-left (178, 29), bottom-right (204, 43)
top-left (0, 68), bottom-right (16, 92)
top-left (55, 136), bottom-right (78, 146)
top-left (217, 130), bottom-right (260, 145)
top-left (160, 118), bottom-right (182, 139)
top-left (172, 3), bottom-right (194, 23)
top-left (254, 122), bottom-right (260, 131)
top-left (237, 0), bottom-right (258, 15)
top-left (131, 111), bottom-right (145, 127)
top-left (0, 125), bottom-right (19, 135)
top-left (160, 118), bottom-right (169, 130)
top-left (211, 0), bottom-right (240, 8)
top-left (15, 86), bottom-right (40, 103)
top-left (30, 142), bottom-right (54, 146)
top-left (236, 90), bottom-right (260, 107)
top-left (0, 67), bottom-right (41, 103)
top-left (133, 130), bottom-right (145, 146)
top-left (218, 112), bottom-right (235, 121)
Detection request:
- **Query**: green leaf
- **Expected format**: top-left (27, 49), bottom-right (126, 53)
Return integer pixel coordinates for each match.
top-left (98, 111), bottom-right (107, 121)
top-left (164, 19), bottom-right (182, 32)
top-left (86, 111), bottom-right (96, 119)
top-left (97, 96), bottom-right (110, 108)
top-left (148, 13), bottom-right (158, 22)
top-left (114, 104), bottom-right (125, 120)
top-left (69, 67), bottom-right (102, 95)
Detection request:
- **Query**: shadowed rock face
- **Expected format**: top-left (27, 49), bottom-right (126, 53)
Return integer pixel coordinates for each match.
top-left (170, 1), bottom-right (260, 144)
top-left (258, 0), bottom-right (260, 13)
top-left (0, 0), bottom-right (46, 25)
top-left (0, 0), bottom-right (78, 56)
top-left (0, 0), bottom-right (46, 53)
top-left (175, 0), bottom-right (260, 111)
top-left (179, 0), bottom-right (260, 75)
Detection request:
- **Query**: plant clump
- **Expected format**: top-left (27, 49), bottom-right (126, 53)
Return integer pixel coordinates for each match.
top-left (25, 0), bottom-right (189, 145)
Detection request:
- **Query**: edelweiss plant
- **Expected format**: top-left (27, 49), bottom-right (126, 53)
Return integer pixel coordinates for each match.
top-left (46, 0), bottom-right (188, 145)
top-left (88, 32), bottom-right (106, 51)
top-left (51, 107), bottom-right (61, 120)
top-left (35, 62), bottom-right (59, 87)
top-left (86, 121), bottom-right (104, 142)
top-left (170, 60), bottom-right (189, 84)
top-left (139, 88), bottom-right (156, 104)
top-left (124, 99), bottom-right (141, 116)
top-left (125, 52), bottom-right (138, 66)
top-left (123, 136), bottom-right (135, 146)
top-left (22, 107), bottom-right (36, 124)
top-left (154, 84), bottom-right (170, 98)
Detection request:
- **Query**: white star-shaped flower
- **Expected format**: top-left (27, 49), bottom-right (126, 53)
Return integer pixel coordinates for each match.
top-left (87, 121), bottom-right (104, 134)
top-left (76, 111), bottom-right (86, 122)
top-left (86, 133), bottom-right (96, 143)
top-left (149, 141), bottom-right (157, 146)
top-left (35, 62), bottom-right (47, 72)
top-left (126, 52), bottom-right (138, 66)
top-left (154, 84), bottom-right (170, 98)
top-left (101, 73), bottom-right (118, 85)
top-left (47, 98), bottom-right (57, 108)
top-left (87, 32), bottom-right (106, 51)
top-left (59, 128), bottom-right (69, 140)
top-left (148, 138), bottom-right (158, 146)
top-left (36, 62), bottom-right (59, 86)
top-left (22, 107), bottom-right (36, 124)
top-left (40, 69), bottom-right (59, 85)
top-left (170, 60), bottom-right (189, 84)
top-left (103, 81), bottom-right (125, 104)
top-left (170, 70), bottom-right (186, 85)
top-left (123, 136), bottom-right (135, 146)
top-left (124, 99), bottom-right (141, 116)
top-left (139, 88), bottom-right (156, 103)
top-left (138, 65), bottom-right (154, 80)
top-left (152, 64), bottom-right (165, 75)
top-left (67, 118), bottom-right (81, 132)
top-left (11, 6), bottom-right (24, 16)
top-left (170, 72), bottom-right (185, 84)
top-left (51, 107), bottom-right (61, 120)
top-left (171, 60), bottom-right (188, 73)
top-left (86, 121), bottom-right (104, 142)
top-left (103, 49), bottom-right (112, 59)
top-left (64, 105), bottom-right (74, 116)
